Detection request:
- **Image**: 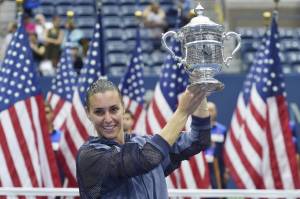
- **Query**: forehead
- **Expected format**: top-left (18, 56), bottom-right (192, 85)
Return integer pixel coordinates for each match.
top-left (89, 90), bottom-right (122, 108)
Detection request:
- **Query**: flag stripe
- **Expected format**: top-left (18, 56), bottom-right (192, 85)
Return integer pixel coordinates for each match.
top-left (276, 96), bottom-right (300, 188)
top-left (265, 105), bottom-right (283, 189)
top-left (0, 121), bottom-right (23, 187)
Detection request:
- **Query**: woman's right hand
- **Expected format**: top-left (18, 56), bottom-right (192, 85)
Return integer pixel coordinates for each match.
top-left (177, 86), bottom-right (207, 116)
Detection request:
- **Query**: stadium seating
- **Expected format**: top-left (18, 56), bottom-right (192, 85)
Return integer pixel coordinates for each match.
top-left (237, 26), bottom-right (300, 73)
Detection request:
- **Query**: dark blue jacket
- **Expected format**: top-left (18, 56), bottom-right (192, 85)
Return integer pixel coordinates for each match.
top-left (76, 116), bottom-right (210, 199)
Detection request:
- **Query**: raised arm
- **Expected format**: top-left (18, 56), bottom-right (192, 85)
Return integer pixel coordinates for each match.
top-left (162, 94), bottom-right (211, 175)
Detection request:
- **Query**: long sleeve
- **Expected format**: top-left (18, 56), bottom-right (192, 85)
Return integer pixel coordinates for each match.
top-left (76, 134), bottom-right (170, 198)
top-left (163, 116), bottom-right (211, 176)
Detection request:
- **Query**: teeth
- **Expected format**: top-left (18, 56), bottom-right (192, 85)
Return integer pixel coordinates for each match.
top-left (103, 126), bottom-right (114, 130)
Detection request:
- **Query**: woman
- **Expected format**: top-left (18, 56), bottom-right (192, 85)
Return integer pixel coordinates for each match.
top-left (76, 79), bottom-right (211, 198)
top-left (44, 15), bottom-right (64, 68)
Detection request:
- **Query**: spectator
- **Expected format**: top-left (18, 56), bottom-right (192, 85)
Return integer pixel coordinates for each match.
top-left (34, 13), bottom-right (53, 43)
top-left (142, 2), bottom-right (167, 50)
top-left (44, 15), bottom-right (64, 69)
top-left (0, 21), bottom-right (17, 61)
top-left (63, 20), bottom-right (83, 53)
top-left (70, 43), bottom-right (83, 74)
top-left (205, 101), bottom-right (227, 189)
top-left (29, 32), bottom-right (45, 70)
top-left (123, 109), bottom-right (134, 134)
top-left (44, 102), bottom-right (65, 183)
top-left (24, 14), bottom-right (36, 34)
top-left (142, 2), bottom-right (167, 29)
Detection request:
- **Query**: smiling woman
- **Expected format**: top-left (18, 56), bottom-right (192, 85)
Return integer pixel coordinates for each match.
top-left (76, 78), bottom-right (211, 199)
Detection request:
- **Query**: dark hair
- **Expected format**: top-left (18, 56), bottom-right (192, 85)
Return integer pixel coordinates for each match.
top-left (85, 78), bottom-right (123, 109)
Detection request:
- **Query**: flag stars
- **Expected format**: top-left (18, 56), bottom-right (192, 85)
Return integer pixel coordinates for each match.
top-left (93, 42), bottom-right (98, 47)
top-left (262, 87), bottom-right (268, 92)
top-left (270, 72), bottom-right (276, 78)
top-left (169, 92), bottom-right (175, 97)
top-left (272, 86), bottom-right (278, 92)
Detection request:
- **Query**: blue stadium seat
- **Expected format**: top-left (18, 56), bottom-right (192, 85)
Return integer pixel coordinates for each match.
top-left (236, 27), bottom-right (260, 40)
top-left (124, 28), bottom-right (137, 40)
top-left (240, 39), bottom-right (261, 54)
top-left (102, 0), bottom-right (118, 5)
top-left (286, 52), bottom-right (300, 65)
top-left (120, 0), bottom-right (136, 5)
top-left (40, 0), bottom-right (54, 6)
top-left (76, 0), bottom-right (95, 6)
top-left (279, 28), bottom-right (296, 40)
top-left (140, 28), bottom-right (152, 40)
top-left (282, 65), bottom-right (293, 74)
top-left (102, 5), bottom-right (119, 16)
top-left (141, 40), bottom-right (154, 53)
top-left (107, 53), bottom-right (129, 67)
top-left (123, 16), bottom-right (139, 28)
top-left (56, 0), bottom-right (74, 6)
top-left (121, 5), bottom-right (137, 16)
top-left (279, 52), bottom-right (288, 65)
top-left (102, 16), bottom-right (121, 28)
top-left (151, 50), bottom-right (165, 67)
top-left (76, 16), bottom-right (96, 28)
top-left (104, 28), bottom-right (124, 40)
top-left (106, 41), bottom-right (127, 53)
top-left (139, 0), bottom-right (152, 5)
top-left (81, 28), bottom-right (94, 40)
top-left (294, 64), bottom-right (300, 73)
top-left (75, 5), bottom-right (95, 16)
top-left (242, 51), bottom-right (256, 66)
top-left (56, 5), bottom-right (73, 16)
top-left (280, 39), bottom-right (300, 52)
top-left (34, 5), bottom-right (55, 17)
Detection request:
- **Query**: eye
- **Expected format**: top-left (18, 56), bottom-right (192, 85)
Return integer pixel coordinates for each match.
top-left (110, 106), bottom-right (119, 114)
top-left (94, 109), bottom-right (104, 116)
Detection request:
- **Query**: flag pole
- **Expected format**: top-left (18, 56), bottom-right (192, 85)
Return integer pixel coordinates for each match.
top-left (16, 0), bottom-right (23, 21)
top-left (262, 11), bottom-right (271, 29)
top-left (16, 0), bottom-right (23, 14)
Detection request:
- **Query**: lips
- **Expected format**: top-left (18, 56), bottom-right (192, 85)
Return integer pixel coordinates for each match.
top-left (102, 125), bottom-right (116, 133)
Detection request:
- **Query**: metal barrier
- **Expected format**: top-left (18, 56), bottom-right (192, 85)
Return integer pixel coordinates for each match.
top-left (0, 188), bottom-right (300, 198)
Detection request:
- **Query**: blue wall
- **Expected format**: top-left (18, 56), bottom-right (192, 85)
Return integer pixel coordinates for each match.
top-left (40, 74), bottom-right (300, 128)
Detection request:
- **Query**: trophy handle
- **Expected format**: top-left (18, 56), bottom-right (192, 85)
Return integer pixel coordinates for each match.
top-left (161, 31), bottom-right (183, 63)
top-left (222, 32), bottom-right (241, 66)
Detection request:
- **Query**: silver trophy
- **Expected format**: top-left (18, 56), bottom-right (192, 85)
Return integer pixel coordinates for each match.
top-left (162, 3), bottom-right (241, 92)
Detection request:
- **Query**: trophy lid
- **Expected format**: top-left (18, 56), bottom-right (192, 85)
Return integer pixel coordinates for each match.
top-left (183, 3), bottom-right (223, 30)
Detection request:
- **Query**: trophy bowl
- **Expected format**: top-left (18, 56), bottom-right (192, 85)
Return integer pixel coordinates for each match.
top-left (162, 3), bottom-right (241, 92)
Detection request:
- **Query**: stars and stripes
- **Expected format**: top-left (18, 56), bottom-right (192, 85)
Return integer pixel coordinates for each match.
top-left (224, 12), bottom-right (300, 189)
top-left (58, 18), bottom-right (103, 187)
top-left (0, 16), bottom-right (61, 189)
top-left (145, 39), bottom-right (210, 190)
top-left (46, 46), bottom-right (77, 131)
top-left (119, 28), bottom-right (146, 133)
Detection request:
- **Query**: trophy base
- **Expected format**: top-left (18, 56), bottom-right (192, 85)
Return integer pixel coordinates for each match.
top-left (187, 79), bottom-right (224, 93)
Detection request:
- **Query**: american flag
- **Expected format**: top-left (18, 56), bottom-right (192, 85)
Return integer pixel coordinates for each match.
top-left (224, 12), bottom-right (300, 189)
top-left (58, 19), bottom-right (103, 187)
top-left (0, 16), bottom-right (61, 188)
top-left (46, 46), bottom-right (77, 131)
top-left (145, 40), bottom-right (210, 190)
top-left (119, 28), bottom-right (146, 133)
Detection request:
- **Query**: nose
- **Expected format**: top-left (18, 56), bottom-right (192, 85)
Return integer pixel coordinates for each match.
top-left (103, 111), bottom-right (113, 123)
